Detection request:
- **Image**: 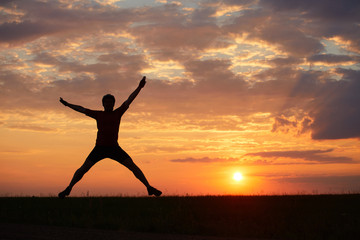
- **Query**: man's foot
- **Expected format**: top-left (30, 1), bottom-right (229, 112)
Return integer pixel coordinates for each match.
top-left (147, 186), bottom-right (162, 197)
top-left (58, 186), bottom-right (71, 199)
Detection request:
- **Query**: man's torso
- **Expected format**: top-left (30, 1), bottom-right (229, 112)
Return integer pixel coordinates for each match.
top-left (85, 104), bottom-right (128, 146)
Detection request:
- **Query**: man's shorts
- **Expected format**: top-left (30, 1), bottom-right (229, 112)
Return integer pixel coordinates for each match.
top-left (86, 145), bottom-right (131, 164)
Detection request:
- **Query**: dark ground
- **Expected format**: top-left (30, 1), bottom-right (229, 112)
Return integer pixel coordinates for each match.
top-left (0, 223), bottom-right (264, 240)
top-left (1, 195), bottom-right (360, 240)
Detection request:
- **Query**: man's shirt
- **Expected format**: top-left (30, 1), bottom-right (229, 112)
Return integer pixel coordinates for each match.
top-left (84, 102), bottom-right (129, 146)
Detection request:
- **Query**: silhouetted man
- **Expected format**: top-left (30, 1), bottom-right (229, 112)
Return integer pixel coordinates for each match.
top-left (58, 76), bottom-right (162, 198)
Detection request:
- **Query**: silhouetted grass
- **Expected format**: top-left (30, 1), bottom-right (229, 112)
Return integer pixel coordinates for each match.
top-left (1, 194), bottom-right (360, 239)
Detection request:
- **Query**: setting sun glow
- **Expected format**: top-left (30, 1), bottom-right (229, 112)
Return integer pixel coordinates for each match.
top-left (233, 172), bottom-right (244, 182)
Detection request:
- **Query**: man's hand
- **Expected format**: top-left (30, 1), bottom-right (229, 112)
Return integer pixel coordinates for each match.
top-left (123, 76), bottom-right (147, 107)
top-left (139, 76), bottom-right (146, 88)
top-left (59, 97), bottom-right (69, 106)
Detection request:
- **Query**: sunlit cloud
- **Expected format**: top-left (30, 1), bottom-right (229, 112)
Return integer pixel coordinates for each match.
top-left (170, 157), bottom-right (238, 163)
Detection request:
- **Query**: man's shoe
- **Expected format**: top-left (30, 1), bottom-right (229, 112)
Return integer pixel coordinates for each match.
top-left (147, 186), bottom-right (162, 197)
top-left (58, 187), bottom-right (71, 199)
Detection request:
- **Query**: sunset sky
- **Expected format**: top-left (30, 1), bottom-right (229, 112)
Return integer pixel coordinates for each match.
top-left (1, 0), bottom-right (360, 196)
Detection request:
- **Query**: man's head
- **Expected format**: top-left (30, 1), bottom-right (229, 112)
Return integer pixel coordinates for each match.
top-left (102, 94), bottom-right (115, 112)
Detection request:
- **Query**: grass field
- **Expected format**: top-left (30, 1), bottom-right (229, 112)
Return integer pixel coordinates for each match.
top-left (1, 194), bottom-right (360, 239)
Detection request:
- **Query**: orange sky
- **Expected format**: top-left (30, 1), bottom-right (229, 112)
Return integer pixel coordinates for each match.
top-left (1, 0), bottom-right (360, 196)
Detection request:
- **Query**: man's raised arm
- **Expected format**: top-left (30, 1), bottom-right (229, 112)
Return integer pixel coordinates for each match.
top-left (122, 76), bottom-right (146, 107)
top-left (59, 97), bottom-right (87, 113)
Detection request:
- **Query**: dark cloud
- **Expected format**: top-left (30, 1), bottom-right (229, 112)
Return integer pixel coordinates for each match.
top-left (246, 149), bottom-right (355, 164)
top-left (204, 0), bottom-right (256, 7)
top-left (260, 0), bottom-right (360, 52)
top-left (0, 50), bottom-right (148, 111)
top-left (260, 0), bottom-right (360, 22)
top-left (224, 8), bottom-right (324, 57)
top-left (221, 0), bottom-right (360, 55)
top-left (0, 71), bottom-right (38, 109)
top-left (260, 66), bottom-right (360, 140)
top-left (131, 23), bottom-right (230, 61)
top-left (268, 57), bottom-right (304, 67)
top-left (308, 54), bottom-right (360, 64)
top-left (125, 3), bottom-right (235, 61)
top-left (184, 59), bottom-right (247, 93)
top-left (0, 20), bottom-right (56, 45)
top-left (0, 0), bottom-right (135, 46)
top-left (300, 117), bottom-right (313, 135)
top-left (271, 116), bottom-right (297, 133)
top-left (309, 69), bottom-right (360, 139)
top-left (137, 59), bottom-right (251, 116)
top-left (249, 68), bottom-right (324, 114)
top-left (258, 18), bottom-right (323, 57)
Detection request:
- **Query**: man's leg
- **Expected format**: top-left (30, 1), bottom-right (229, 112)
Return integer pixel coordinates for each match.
top-left (58, 148), bottom-right (101, 198)
top-left (121, 157), bottom-right (162, 197)
top-left (111, 146), bottom-right (162, 196)
top-left (122, 157), bottom-right (150, 187)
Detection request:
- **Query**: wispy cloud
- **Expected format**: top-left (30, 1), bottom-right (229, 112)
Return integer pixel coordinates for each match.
top-left (6, 124), bottom-right (57, 132)
top-left (308, 54), bottom-right (360, 64)
top-left (171, 149), bottom-right (356, 165)
top-left (170, 157), bottom-right (238, 163)
top-left (246, 149), bottom-right (356, 164)
top-left (274, 174), bottom-right (360, 192)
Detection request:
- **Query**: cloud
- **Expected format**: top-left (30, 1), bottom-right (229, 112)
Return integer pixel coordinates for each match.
top-left (246, 149), bottom-right (355, 164)
top-left (0, 21), bottom-right (55, 45)
top-left (6, 124), bottom-right (57, 132)
top-left (308, 54), bottom-right (360, 64)
top-left (275, 175), bottom-right (360, 192)
top-left (260, 0), bottom-right (360, 23)
top-left (224, 8), bottom-right (324, 57)
top-left (0, 46), bottom-right (149, 111)
top-left (129, 3), bottom-right (232, 61)
top-left (0, 0), bottom-right (135, 46)
top-left (268, 57), bottom-right (303, 67)
top-left (309, 69), bottom-right (360, 139)
top-left (260, 0), bottom-right (360, 52)
top-left (170, 149), bottom-right (357, 165)
top-left (184, 59), bottom-right (247, 93)
top-left (271, 115), bottom-right (297, 133)
top-left (264, 66), bottom-right (360, 140)
top-left (3, 54), bottom-right (359, 140)
top-left (0, 0), bottom-right (359, 142)
top-left (131, 24), bottom-right (230, 61)
top-left (170, 157), bottom-right (238, 163)
top-left (170, 156), bottom-right (276, 165)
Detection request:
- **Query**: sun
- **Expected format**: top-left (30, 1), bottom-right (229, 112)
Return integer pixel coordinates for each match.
top-left (233, 172), bottom-right (243, 182)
